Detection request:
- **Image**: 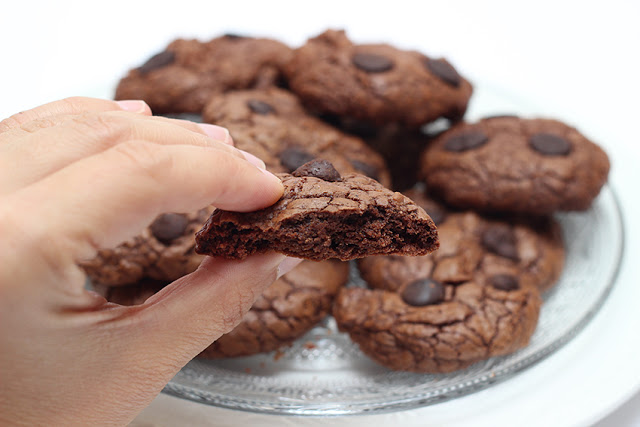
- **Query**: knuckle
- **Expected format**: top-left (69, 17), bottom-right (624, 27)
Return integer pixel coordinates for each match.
top-left (0, 111), bottom-right (29, 133)
top-left (111, 140), bottom-right (172, 182)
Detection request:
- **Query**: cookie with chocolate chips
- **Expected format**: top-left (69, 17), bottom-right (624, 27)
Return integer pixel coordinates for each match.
top-left (80, 208), bottom-right (213, 286)
top-left (195, 160), bottom-right (439, 261)
top-left (284, 29), bottom-right (473, 127)
top-left (95, 260), bottom-right (349, 358)
top-left (333, 189), bottom-right (565, 373)
top-left (114, 34), bottom-right (293, 114)
top-left (202, 87), bottom-right (392, 187)
top-left (421, 116), bottom-right (611, 214)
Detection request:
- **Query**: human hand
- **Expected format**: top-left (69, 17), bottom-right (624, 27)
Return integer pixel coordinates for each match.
top-left (0, 97), bottom-right (298, 426)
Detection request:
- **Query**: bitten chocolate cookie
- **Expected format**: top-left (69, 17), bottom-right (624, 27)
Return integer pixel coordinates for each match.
top-left (80, 208), bottom-right (213, 286)
top-left (332, 190), bottom-right (564, 373)
top-left (200, 259), bottom-right (349, 358)
top-left (97, 260), bottom-right (349, 358)
top-left (284, 29), bottom-right (473, 127)
top-left (202, 88), bottom-right (392, 187)
top-left (195, 160), bottom-right (439, 261)
top-left (421, 116), bottom-right (611, 214)
top-left (115, 34), bottom-right (293, 114)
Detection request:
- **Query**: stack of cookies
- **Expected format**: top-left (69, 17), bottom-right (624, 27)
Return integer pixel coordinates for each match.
top-left (82, 29), bottom-right (610, 372)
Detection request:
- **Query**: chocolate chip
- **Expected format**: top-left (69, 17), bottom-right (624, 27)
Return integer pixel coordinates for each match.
top-left (138, 50), bottom-right (175, 74)
top-left (443, 131), bottom-right (488, 152)
top-left (529, 133), bottom-right (572, 156)
top-left (489, 274), bottom-right (520, 291)
top-left (402, 279), bottom-right (445, 306)
top-left (350, 159), bottom-right (380, 181)
top-left (292, 159), bottom-right (342, 182)
top-left (279, 147), bottom-right (316, 172)
top-left (150, 213), bottom-right (189, 244)
top-left (352, 52), bottom-right (394, 73)
top-left (481, 226), bottom-right (519, 261)
top-left (425, 58), bottom-right (461, 87)
top-left (160, 113), bottom-right (203, 123)
top-left (223, 33), bottom-right (246, 40)
top-left (247, 99), bottom-right (275, 115)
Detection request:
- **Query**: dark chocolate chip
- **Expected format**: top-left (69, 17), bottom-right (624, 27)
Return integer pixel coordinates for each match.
top-left (223, 33), bottom-right (246, 40)
top-left (426, 58), bottom-right (461, 87)
top-left (402, 279), bottom-right (445, 306)
top-left (481, 226), bottom-right (519, 261)
top-left (160, 113), bottom-right (203, 123)
top-left (247, 99), bottom-right (275, 115)
top-left (489, 274), bottom-right (520, 291)
top-left (350, 159), bottom-right (380, 181)
top-left (279, 147), bottom-right (316, 172)
top-left (292, 159), bottom-right (342, 182)
top-left (352, 52), bottom-right (394, 73)
top-left (150, 213), bottom-right (189, 244)
top-left (443, 131), bottom-right (488, 152)
top-left (529, 133), bottom-right (572, 156)
top-left (138, 50), bottom-right (176, 74)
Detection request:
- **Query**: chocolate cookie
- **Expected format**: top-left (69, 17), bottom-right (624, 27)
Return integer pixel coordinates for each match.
top-left (115, 35), bottom-right (293, 114)
top-left (284, 29), bottom-right (473, 128)
top-left (81, 208), bottom-right (213, 286)
top-left (202, 88), bottom-right (392, 187)
top-left (97, 260), bottom-right (349, 358)
top-left (200, 259), bottom-right (349, 358)
top-left (195, 160), bottom-right (439, 261)
top-left (421, 116), bottom-right (611, 214)
top-left (333, 190), bottom-right (564, 373)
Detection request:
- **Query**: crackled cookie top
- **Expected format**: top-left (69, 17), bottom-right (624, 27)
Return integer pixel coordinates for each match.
top-left (202, 88), bottom-right (392, 187)
top-left (421, 116), bottom-right (610, 214)
top-left (200, 259), bottom-right (349, 358)
top-left (333, 190), bottom-right (564, 373)
top-left (115, 35), bottom-right (293, 114)
top-left (195, 160), bottom-right (439, 261)
top-left (80, 208), bottom-right (213, 286)
top-left (284, 29), bottom-right (473, 127)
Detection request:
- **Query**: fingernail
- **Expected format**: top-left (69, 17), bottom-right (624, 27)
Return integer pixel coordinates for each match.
top-left (197, 123), bottom-right (231, 144)
top-left (277, 257), bottom-right (303, 279)
top-left (116, 100), bottom-right (148, 113)
top-left (239, 149), bottom-right (266, 169)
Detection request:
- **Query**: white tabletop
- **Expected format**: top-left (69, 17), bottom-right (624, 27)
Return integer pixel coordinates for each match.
top-left (2, 2), bottom-right (639, 426)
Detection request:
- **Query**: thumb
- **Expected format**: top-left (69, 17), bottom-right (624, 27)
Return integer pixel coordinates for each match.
top-left (112, 253), bottom-right (300, 374)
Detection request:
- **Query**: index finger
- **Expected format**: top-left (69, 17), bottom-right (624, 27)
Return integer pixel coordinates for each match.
top-left (0, 97), bottom-right (151, 134)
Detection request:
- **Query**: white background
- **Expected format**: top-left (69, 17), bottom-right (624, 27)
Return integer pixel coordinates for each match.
top-left (1, 1), bottom-right (639, 426)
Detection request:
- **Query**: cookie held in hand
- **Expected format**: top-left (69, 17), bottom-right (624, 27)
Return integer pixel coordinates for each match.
top-left (195, 160), bottom-right (439, 261)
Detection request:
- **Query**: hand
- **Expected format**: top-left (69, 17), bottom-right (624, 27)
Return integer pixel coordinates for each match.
top-left (0, 97), bottom-right (297, 426)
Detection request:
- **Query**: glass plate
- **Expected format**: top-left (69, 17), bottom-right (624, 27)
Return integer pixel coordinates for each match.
top-left (163, 185), bottom-right (624, 415)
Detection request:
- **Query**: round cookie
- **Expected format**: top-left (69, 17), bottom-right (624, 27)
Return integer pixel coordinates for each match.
top-left (421, 116), bottom-right (611, 214)
top-left (200, 259), bottom-right (349, 358)
top-left (284, 29), bottom-right (473, 128)
top-left (97, 260), bottom-right (350, 358)
top-left (115, 34), bottom-right (293, 114)
top-left (202, 88), bottom-right (392, 187)
top-left (333, 190), bottom-right (564, 373)
top-left (80, 208), bottom-right (213, 286)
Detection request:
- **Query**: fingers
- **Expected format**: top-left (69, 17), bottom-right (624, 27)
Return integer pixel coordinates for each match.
top-left (11, 140), bottom-right (283, 265)
top-left (0, 97), bottom-right (151, 134)
top-left (0, 112), bottom-right (233, 194)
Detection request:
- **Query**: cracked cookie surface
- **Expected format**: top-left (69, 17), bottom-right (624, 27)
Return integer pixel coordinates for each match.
top-left (421, 116), bottom-right (610, 214)
top-left (284, 29), bottom-right (473, 128)
top-left (115, 35), bottom-right (293, 114)
top-left (195, 161), bottom-right (439, 261)
top-left (80, 208), bottom-right (213, 286)
top-left (202, 87), bottom-right (392, 187)
top-left (334, 190), bottom-right (563, 373)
